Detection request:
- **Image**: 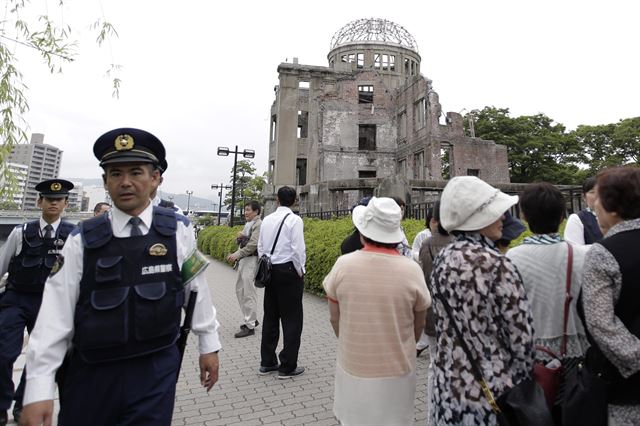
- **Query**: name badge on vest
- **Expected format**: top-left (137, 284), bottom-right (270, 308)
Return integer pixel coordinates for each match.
top-left (54, 238), bottom-right (65, 248)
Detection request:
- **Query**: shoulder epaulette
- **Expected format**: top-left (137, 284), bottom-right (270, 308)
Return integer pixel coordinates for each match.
top-left (80, 214), bottom-right (113, 249)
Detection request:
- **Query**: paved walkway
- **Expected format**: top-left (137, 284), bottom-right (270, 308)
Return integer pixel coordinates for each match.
top-left (172, 257), bottom-right (430, 426)
top-left (9, 256), bottom-right (431, 425)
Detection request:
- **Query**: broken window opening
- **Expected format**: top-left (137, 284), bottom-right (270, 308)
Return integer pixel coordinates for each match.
top-left (398, 112), bottom-right (407, 140)
top-left (359, 170), bottom-right (376, 178)
top-left (414, 98), bottom-right (426, 130)
top-left (358, 124), bottom-right (376, 150)
top-left (382, 54), bottom-right (389, 70)
top-left (467, 169), bottom-right (480, 177)
top-left (374, 53), bottom-right (381, 69)
top-left (441, 144), bottom-right (452, 180)
top-left (268, 160), bottom-right (275, 183)
top-left (297, 111), bottom-right (308, 139)
top-left (357, 53), bottom-right (364, 69)
top-left (348, 53), bottom-right (355, 63)
top-left (299, 81), bottom-right (309, 89)
top-left (413, 151), bottom-right (424, 179)
top-left (404, 58), bottom-right (410, 74)
top-left (270, 115), bottom-right (277, 142)
top-left (296, 158), bottom-right (307, 186)
top-left (390, 55), bottom-right (396, 71)
top-left (341, 55), bottom-right (348, 63)
top-left (398, 158), bottom-right (407, 178)
top-left (358, 85), bottom-right (374, 104)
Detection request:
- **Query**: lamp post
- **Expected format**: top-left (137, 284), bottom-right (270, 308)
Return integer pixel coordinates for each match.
top-left (185, 190), bottom-right (193, 215)
top-left (217, 145), bottom-right (255, 226)
top-left (211, 183), bottom-right (231, 226)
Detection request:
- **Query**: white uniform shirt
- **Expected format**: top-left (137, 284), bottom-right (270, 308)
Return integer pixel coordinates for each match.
top-left (152, 194), bottom-right (185, 216)
top-left (24, 202), bottom-right (221, 405)
top-left (257, 206), bottom-right (306, 276)
top-left (0, 217), bottom-right (63, 278)
top-left (564, 212), bottom-right (587, 245)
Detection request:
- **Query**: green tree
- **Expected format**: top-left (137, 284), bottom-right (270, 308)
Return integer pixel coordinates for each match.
top-left (224, 160), bottom-right (265, 208)
top-left (0, 200), bottom-right (18, 210)
top-left (472, 107), bottom-right (583, 184)
top-left (1, 1), bottom-right (119, 196)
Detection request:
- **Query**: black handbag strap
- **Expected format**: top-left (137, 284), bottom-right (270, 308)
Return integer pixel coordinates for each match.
top-left (435, 290), bottom-right (502, 414)
top-left (269, 213), bottom-right (291, 255)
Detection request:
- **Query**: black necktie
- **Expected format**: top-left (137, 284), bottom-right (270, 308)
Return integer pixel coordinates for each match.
top-left (129, 217), bottom-right (143, 237)
top-left (44, 224), bottom-right (53, 239)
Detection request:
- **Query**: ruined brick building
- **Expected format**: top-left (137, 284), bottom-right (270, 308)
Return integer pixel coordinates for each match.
top-left (266, 18), bottom-right (510, 212)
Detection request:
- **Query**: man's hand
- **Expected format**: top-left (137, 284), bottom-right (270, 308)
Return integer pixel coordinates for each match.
top-left (199, 352), bottom-right (219, 392)
top-left (19, 400), bottom-right (54, 426)
top-left (226, 254), bottom-right (238, 264)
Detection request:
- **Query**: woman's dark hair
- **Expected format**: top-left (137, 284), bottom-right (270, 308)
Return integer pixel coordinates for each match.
top-left (519, 182), bottom-right (566, 234)
top-left (277, 186), bottom-right (296, 207)
top-left (596, 166), bottom-right (640, 219)
top-left (582, 176), bottom-right (597, 193)
top-left (361, 235), bottom-right (399, 249)
top-left (432, 200), bottom-right (449, 236)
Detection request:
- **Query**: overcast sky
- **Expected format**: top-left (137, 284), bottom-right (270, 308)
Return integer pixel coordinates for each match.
top-left (13, 0), bottom-right (640, 202)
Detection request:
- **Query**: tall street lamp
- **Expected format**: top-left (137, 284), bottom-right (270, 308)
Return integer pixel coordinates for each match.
top-left (185, 190), bottom-right (193, 215)
top-left (217, 145), bottom-right (255, 226)
top-left (211, 183), bottom-right (232, 226)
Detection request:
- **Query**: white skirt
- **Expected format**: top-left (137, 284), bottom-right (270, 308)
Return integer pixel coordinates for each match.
top-left (333, 363), bottom-right (416, 426)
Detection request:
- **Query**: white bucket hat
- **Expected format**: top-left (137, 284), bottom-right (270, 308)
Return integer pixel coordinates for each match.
top-left (352, 197), bottom-right (404, 244)
top-left (440, 176), bottom-right (519, 232)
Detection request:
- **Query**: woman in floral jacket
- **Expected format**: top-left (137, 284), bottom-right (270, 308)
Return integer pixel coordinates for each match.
top-left (430, 176), bottom-right (535, 425)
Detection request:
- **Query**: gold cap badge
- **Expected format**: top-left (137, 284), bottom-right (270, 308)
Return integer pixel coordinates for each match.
top-left (114, 134), bottom-right (135, 151)
top-left (50, 182), bottom-right (62, 191)
top-left (149, 243), bottom-right (168, 256)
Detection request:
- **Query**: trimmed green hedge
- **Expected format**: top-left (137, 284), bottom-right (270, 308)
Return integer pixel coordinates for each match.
top-left (197, 217), bottom-right (426, 296)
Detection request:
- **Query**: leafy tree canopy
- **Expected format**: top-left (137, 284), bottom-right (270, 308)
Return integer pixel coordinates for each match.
top-left (471, 107), bottom-right (638, 184)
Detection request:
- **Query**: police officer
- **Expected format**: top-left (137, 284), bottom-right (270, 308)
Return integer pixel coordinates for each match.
top-left (20, 128), bottom-right (221, 426)
top-left (151, 158), bottom-right (185, 215)
top-left (0, 179), bottom-right (75, 425)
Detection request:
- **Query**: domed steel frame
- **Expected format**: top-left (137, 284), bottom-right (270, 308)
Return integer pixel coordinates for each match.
top-left (330, 18), bottom-right (418, 52)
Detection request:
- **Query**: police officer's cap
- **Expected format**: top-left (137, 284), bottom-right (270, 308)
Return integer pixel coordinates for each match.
top-left (158, 158), bottom-right (168, 174)
top-left (35, 179), bottom-right (74, 198)
top-left (93, 128), bottom-right (166, 168)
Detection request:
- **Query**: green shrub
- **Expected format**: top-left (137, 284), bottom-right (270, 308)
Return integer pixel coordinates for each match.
top-left (197, 217), bottom-right (425, 296)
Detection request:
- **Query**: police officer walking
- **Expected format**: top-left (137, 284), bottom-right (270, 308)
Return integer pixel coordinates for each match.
top-left (20, 128), bottom-right (222, 426)
top-left (0, 179), bottom-right (75, 425)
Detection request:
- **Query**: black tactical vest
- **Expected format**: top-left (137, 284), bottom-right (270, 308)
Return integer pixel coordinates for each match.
top-left (7, 220), bottom-right (75, 293)
top-left (73, 207), bottom-right (184, 364)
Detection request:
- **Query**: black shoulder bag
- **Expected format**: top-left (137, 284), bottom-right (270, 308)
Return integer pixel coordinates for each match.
top-left (254, 213), bottom-right (290, 288)
top-left (435, 290), bottom-right (553, 426)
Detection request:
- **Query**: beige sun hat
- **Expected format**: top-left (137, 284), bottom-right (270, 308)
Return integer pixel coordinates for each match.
top-left (352, 197), bottom-right (404, 244)
top-left (440, 176), bottom-right (519, 232)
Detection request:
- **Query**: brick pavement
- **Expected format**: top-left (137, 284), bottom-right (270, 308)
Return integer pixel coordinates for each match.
top-left (172, 257), bottom-right (431, 426)
top-left (8, 256), bottom-right (431, 425)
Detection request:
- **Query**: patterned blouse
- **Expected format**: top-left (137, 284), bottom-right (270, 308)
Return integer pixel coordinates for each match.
top-left (430, 232), bottom-right (535, 425)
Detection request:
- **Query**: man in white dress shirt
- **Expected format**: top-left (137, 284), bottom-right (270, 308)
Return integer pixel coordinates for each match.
top-left (257, 186), bottom-right (306, 379)
top-left (0, 179), bottom-right (75, 426)
top-left (20, 128), bottom-right (221, 426)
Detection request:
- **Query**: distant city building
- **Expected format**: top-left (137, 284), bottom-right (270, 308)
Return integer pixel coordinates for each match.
top-left (266, 18), bottom-right (510, 212)
top-left (67, 183), bottom-right (84, 211)
top-left (9, 133), bottom-right (63, 209)
top-left (0, 162), bottom-right (29, 209)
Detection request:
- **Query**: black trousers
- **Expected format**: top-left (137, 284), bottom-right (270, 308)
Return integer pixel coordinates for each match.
top-left (260, 262), bottom-right (303, 373)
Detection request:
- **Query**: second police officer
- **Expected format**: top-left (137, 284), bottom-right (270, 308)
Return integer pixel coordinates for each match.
top-left (20, 128), bottom-right (222, 426)
top-left (0, 179), bottom-right (75, 426)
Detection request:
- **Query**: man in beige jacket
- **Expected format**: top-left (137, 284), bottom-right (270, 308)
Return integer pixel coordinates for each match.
top-left (227, 200), bottom-right (262, 338)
